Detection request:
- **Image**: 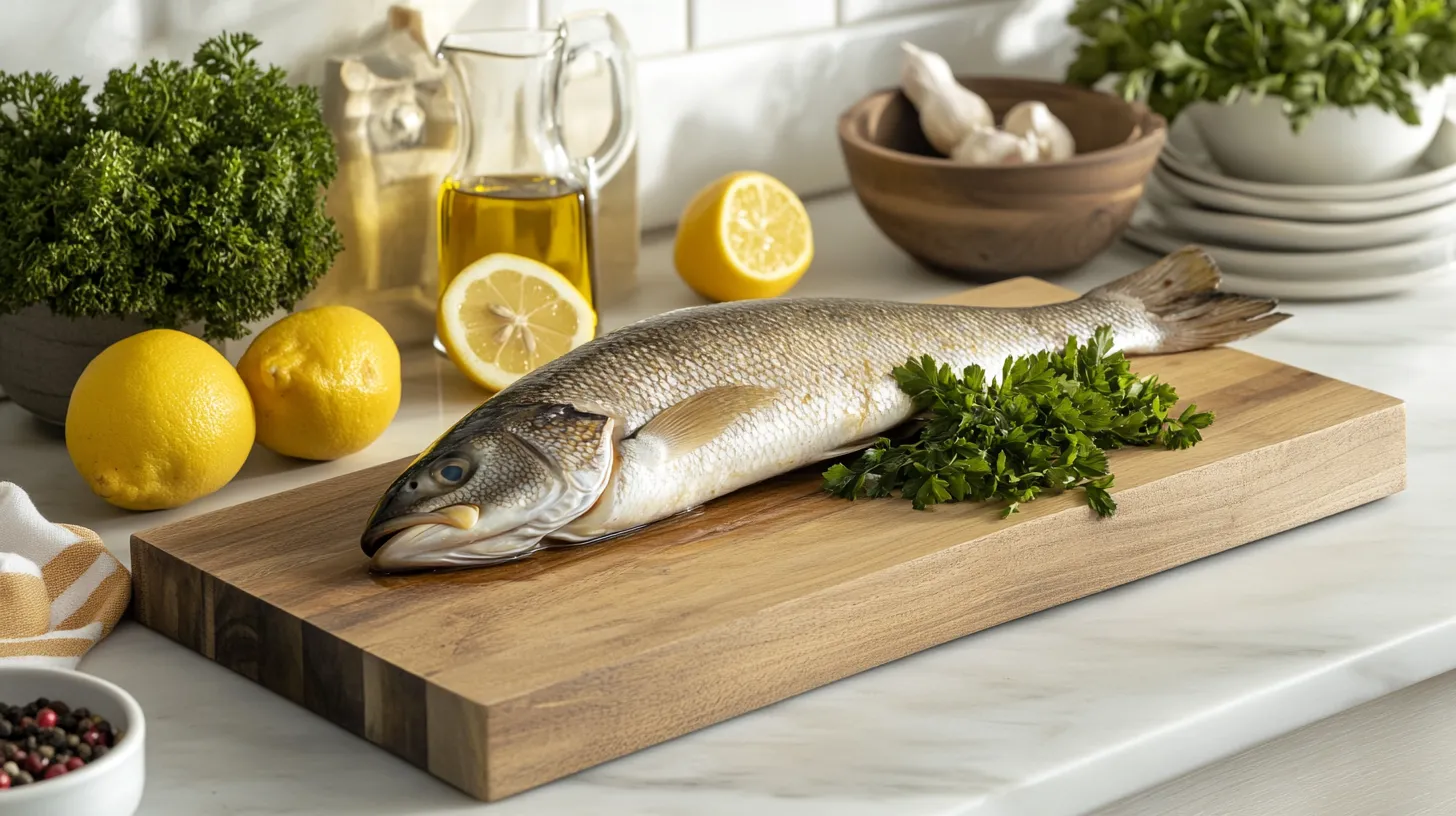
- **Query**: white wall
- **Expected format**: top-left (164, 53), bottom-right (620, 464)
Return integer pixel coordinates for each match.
top-left (0, 0), bottom-right (1079, 230)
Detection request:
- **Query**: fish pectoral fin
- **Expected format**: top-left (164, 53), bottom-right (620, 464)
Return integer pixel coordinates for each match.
top-left (812, 415), bottom-right (931, 463)
top-left (814, 436), bottom-right (883, 462)
top-left (632, 385), bottom-right (780, 460)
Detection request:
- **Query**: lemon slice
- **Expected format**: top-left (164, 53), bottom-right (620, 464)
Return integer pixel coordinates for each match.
top-left (673, 171), bottom-right (814, 302)
top-left (437, 253), bottom-right (597, 391)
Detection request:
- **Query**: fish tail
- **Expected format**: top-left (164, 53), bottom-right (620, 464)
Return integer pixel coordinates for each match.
top-left (1088, 245), bottom-right (1292, 353)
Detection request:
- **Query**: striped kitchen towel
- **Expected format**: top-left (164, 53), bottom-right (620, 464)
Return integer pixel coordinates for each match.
top-left (0, 482), bottom-right (130, 667)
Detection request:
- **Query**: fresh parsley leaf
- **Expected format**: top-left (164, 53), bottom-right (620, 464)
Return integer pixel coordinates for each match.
top-left (821, 327), bottom-right (1214, 518)
top-left (1063, 0), bottom-right (1456, 133)
top-left (0, 32), bottom-right (341, 340)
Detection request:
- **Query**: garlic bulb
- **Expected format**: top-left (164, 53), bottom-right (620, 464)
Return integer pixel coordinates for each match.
top-left (900, 42), bottom-right (992, 156)
top-left (1002, 101), bottom-right (1076, 161)
top-left (950, 128), bottom-right (1041, 165)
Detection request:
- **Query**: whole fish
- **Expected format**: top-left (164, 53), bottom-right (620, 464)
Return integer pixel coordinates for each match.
top-left (361, 247), bottom-right (1287, 571)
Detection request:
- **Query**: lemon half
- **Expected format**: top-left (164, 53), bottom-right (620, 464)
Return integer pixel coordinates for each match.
top-left (673, 171), bottom-right (814, 302)
top-left (437, 253), bottom-right (597, 392)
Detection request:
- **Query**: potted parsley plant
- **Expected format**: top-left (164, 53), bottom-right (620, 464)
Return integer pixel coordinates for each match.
top-left (1064, 0), bottom-right (1456, 185)
top-left (0, 32), bottom-right (342, 424)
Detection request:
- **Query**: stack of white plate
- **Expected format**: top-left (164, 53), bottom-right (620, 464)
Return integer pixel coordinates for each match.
top-left (1125, 114), bottom-right (1456, 300)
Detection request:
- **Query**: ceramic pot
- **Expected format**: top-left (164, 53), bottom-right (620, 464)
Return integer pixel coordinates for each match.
top-left (0, 306), bottom-right (200, 426)
top-left (1186, 84), bottom-right (1448, 185)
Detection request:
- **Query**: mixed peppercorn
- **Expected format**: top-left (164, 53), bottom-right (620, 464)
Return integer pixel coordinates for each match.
top-left (0, 698), bottom-right (122, 789)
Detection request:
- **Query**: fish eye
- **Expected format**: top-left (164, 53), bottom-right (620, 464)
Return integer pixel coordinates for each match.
top-left (432, 457), bottom-right (470, 485)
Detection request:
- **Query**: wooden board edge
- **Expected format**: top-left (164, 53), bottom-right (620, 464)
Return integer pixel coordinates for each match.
top-left (475, 401), bottom-right (1406, 799)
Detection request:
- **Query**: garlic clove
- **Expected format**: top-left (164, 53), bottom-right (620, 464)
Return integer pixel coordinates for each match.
top-left (950, 127), bottom-right (1042, 166)
top-left (900, 41), bottom-right (993, 155)
top-left (899, 42), bottom-right (957, 107)
top-left (917, 94), bottom-right (994, 157)
top-left (1002, 100), bottom-right (1076, 162)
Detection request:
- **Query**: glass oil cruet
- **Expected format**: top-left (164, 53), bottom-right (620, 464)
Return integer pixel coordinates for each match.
top-left (435, 11), bottom-right (636, 344)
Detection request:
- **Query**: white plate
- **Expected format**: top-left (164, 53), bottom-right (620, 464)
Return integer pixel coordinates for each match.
top-left (1148, 197), bottom-right (1456, 252)
top-left (1160, 112), bottom-right (1456, 201)
top-left (1149, 167), bottom-right (1456, 222)
top-left (1122, 211), bottom-right (1455, 300)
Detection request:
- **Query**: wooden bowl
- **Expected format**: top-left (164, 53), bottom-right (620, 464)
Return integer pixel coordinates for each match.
top-left (837, 77), bottom-right (1167, 278)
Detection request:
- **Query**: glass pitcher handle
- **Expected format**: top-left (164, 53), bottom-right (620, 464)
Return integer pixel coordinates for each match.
top-left (561, 10), bottom-right (637, 187)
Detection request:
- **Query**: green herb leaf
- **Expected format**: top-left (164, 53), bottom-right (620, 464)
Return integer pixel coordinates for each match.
top-left (0, 32), bottom-right (342, 340)
top-left (822, 327), bottom-right (1213, 518)
top-left (1063, 0), bottom-right (1456, 132)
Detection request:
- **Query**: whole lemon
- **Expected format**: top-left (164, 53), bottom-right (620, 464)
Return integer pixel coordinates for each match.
top-left (238, 305), bottom-right (401, 461)
top-left (66, 330), bottom-right (256, 511)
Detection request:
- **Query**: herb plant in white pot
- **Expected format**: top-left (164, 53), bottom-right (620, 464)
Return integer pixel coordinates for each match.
top-left (1064, 0), bottom-right (1456, 185)
top-left (0, 33), bottom-right (341, 424)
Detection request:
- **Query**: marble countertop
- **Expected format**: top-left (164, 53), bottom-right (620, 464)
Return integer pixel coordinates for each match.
top-left (3, 192), bottom-right (1454, 815)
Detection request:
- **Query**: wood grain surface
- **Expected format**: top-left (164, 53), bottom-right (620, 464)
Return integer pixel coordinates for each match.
top-left (130, 277), bottom-right (1406, 802)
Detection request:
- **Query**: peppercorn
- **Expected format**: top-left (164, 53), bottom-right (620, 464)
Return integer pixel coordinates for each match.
top-left (37, 745), bottom-right (55, 760)
top-left (75, 718), bottom-right (93, 733)
top-left (0, 720), bottom-right (10, 738)
top-left (23, 752), bottom-right (47, 775)
top-left (1, 760), bottom-right (16, 777)
top-left (1, 744), bottom-right (18, 760)
top-left (48, 701), bottom-right (69, 717)
top-left (71, 707), bottom-right (89, 719)
top-left (59, 714), bottom-right (77, 732)
top-left (64, 757), bottom-right (84, 772)
top-left (23, 735), bottom-right (37, 751)
top-left (0, 771), bottom-right (9, 789)
top-left (82, 729), bottom-right (102, 747)
top-left (76, 743), bottom-right (92, 760)
top-left (35, 708), bottom-right (57, 729)
top-left (42, 763), bottom-right (67, 779)
top-left (13, 769), bottom-right (33, 785)
top-left (66, 733), bottom-right (80, 748)
top-left (91, 745), bottom-right (109, 760)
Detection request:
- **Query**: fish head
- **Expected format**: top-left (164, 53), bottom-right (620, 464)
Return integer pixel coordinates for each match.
top-left (361, 403), bottom-right (615, 571)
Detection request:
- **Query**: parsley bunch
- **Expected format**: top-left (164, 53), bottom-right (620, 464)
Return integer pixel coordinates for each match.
top-left (0, 32), bottom-right (341, 341)
top-left (822, 327), bottom-right (1213, 518)
top-left (1064, 0), bottom-right (1456, 133)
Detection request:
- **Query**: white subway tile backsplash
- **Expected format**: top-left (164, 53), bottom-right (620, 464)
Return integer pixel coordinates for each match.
top-left (838, 0), bottom-right (958, 24)
top-left (690, 0), bottom-right (836, 48)
top-left (635, 0), bottom-right (1077, 229)
top-left (1, 0), bottom-right (1079, 236)
top-left (541, 0), bottom-right (688, 56)
top-left (452, 0), bottom-right (538, 31)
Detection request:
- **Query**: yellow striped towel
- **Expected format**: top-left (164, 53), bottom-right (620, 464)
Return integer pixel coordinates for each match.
top-left (0, 482), bottom-right (130, 667)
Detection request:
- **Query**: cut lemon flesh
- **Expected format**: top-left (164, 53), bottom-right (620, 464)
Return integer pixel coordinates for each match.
top-left (438, 253), bottom-right (597, 392)
top-left (674, 171), bottom-right (814, 302)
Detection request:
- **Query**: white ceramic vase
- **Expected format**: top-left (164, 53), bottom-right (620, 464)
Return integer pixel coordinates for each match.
top-left (1185, 84), bottom-right (1449, 185)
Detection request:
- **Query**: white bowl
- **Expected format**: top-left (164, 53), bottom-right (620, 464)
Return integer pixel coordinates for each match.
top-left (1149, 167), bottom-right (1456, 222)
top-left (0, 666), bottom-right (145, 816)
top-left (1149, 197), bottom-right (1456, 252)
top-left (1124, 207), bottom-right (1456, 300)
top-left (1161, 109), bottom-right (1456, 201)
top-left (1185, 84), bottom-right (1448, 185)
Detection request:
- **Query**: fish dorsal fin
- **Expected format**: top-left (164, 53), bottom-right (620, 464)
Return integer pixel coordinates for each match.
top-left (632, 385), bottom-right (779, 460)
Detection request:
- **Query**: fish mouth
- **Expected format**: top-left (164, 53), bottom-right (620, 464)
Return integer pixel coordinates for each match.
top-left (360, 504), bottom-right (480, 557)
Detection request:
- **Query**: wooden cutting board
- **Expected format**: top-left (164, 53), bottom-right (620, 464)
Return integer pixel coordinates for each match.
top-left (130, 277), bottom-right (1406, 802)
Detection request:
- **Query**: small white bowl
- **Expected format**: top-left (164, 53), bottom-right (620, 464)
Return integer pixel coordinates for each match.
top-left (0, 666), bottom-right (145, 816)
top-left (1186, 84), bottom-right (1448, 185)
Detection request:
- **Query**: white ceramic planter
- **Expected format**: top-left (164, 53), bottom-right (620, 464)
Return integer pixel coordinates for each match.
top-left (1186, 84), bottom-right (1449, 185)
top-left (0, 307), bottom-right (209, 426)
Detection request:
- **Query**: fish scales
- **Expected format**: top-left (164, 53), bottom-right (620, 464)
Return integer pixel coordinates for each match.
top-left (361, 248), bottom-right (1290, 571)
